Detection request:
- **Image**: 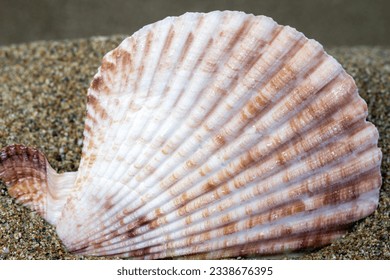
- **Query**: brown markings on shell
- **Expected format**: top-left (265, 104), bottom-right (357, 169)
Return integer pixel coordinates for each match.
top-left (200, 231), bottom-right (212, 243)
top-left (223, 222), bottom-right (238, 235)
top-left (202, 12), bottom-right (250, 75)
top-left (154, 207), bottom-right (163, 217)
top-left (160, 24), bottom-right (175, 61)
top-left (186, 17), bottom-right (254, 132)
top-left (213, 148), bottom-right (258, 192)
top-left (320, 171), bottom-right (381, 207)
top-left (288, 180), bottom-right (311, 200)
top-left (90, 75), bottom-right (109, 93)
top-left (80, 92), bottom-right (115, 191)
top-left (322, 185), bottom-right (359, 206)
top-left (245, 199), bottom-right (307, 230)
top-left (213, 134), bottom-right (226, 146)
top-left (177, 205), bottom-right (187, 216)
top-left (202, 180), bottom-right (217, 193)
top-left (176, 228), bottom-right (347, 259)
top-left (221, 183), bottom-right (231, 195)
top-left (173, 192), bottom-right (188, 207)
top-left (185, 215), bottom-right (193, 225)
top-left (83, 205), bottom-right (147, 247)
top-left (70, 244), bottom-right (89, 254)
top-left (123, 227), bottom-right (137, 239)
top-left (123, 215), bottom-right (149, 237)
top-left (116, 47), bottom-right (133, 67)
top-left (193, 18), bottom-right (256, 130)
top-left (221, 213), bottom-right (232, 224)
top-left (148, 217), bottom-right (163, 230)
top-left (100, 57), bottom-right (115, 79)
top-left (261, 176), bottom-right (378, 240)
top-left (144, 164), bottom-right (156, 174)
top-left (83, 123), bottom-right (92, 137)
top-left (276, 151), bottom-right (288, 166)
top-left (128, 246), bottom-right (153, 258)
top-left (86, 154), bottom-right (97, 168)
top-left (112, 47), bottom-right (134, 92)
top-left (321, 73), bottom-right (356, 116)
top-left (213, 189), bottom-right (221, 201)
top-left (287, 75), bottom-right (350, 136)
top-left (102, 192), bottom-right (117, 211)
top-left (199, 164), bottom-right (211, 177)
top-left (87, 94), bottom-right (110, 121)
top-left (93, 215), bottom-right (149, 247)
top-left (185, 235), bottom-right (196, 247)
top-left (221, 18), bottom-right (252, 69)
top-left (185, 159), bottom-right (196, 169)
top-left (245, 205), bottom-right (254, 216)
top-left (202, 208), bottom-right (211, 218)
top-left (305, 129), bottom-right (364, 174)
top-left (289, 112), bottom-right (358, 166)
top-left (179, 32), bottom-right (195, 65)
top-left (133, 29), bottom-right (154, 93)
top-left (238, 152), bottom-right (256, 175)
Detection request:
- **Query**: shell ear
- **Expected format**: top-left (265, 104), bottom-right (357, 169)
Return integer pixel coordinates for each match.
top-left (0, 144), bottom-right (77, 226)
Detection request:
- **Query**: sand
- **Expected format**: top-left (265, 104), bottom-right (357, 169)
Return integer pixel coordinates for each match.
top-left (0, 36), bottom-right (389, 259)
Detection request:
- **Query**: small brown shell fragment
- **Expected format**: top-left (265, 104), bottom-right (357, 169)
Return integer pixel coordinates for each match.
top-left (0, 11), bottom-right (382, 259)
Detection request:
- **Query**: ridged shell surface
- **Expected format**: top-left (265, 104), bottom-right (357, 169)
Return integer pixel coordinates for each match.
top-left (0, 11), bottom-right (382, 259)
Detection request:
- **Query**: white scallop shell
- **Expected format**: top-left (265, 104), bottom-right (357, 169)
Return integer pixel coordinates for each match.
top-left (0, 11), bottom-right (382, 259)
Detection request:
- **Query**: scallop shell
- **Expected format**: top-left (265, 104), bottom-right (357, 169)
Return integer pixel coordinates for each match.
top-left (0, 11), bottom-right (382, 259)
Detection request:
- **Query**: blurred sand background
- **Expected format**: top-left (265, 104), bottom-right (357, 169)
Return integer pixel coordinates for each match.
top-left (0, 0), bottom-right (389, 46)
